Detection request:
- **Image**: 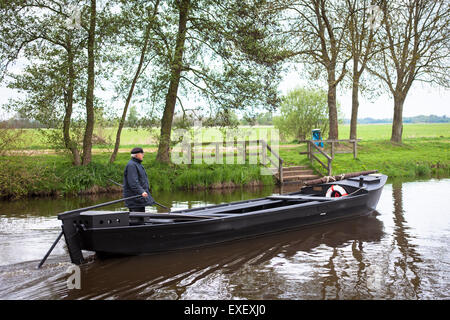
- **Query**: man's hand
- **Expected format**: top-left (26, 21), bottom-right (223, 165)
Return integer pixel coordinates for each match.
top-left (142, 192), bottom-right (148, 197)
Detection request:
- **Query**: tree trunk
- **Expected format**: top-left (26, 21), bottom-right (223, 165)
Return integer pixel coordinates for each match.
top-left (327, 68), bottom-right (339, 140)
top-left (63, 42), bottom-right (81, 166)
top-left (82, 0), bottom-right (96, 165)
top-left (349, 74), bottom-right (360, 140)
top-left (391, 94), bottom-right (405, 144)
top-left (110, 25), bottom-right (152, 163)
top-left (156, 0), bottom-right (190, 163)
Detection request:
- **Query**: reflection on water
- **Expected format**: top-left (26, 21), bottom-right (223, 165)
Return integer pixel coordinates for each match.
top-left (390, 182), bottom-right (423, 299)
top-left (0, 179), bottom-right (449, 300)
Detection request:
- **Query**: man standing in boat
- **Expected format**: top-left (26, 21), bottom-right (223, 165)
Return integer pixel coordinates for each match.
top-left (123, 147), bottom-right (155, 212)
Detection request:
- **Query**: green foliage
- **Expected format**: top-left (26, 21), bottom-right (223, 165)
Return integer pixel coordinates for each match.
top-left (0, 158), bottom-right (60, 199)
top-left (274, 87), bottom-right (329, 141)
top-left (240, 112), bottom-right (273, 126)
top-left (126, 106), bottom-right (140, 128)
top-left (0, 124), bottom-right (25, 155)
top-left (0, 152), bottom-right (275, 199)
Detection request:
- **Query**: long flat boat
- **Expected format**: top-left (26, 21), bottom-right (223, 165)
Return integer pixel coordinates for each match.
top-left (57, 172), bottom-right (387, 265)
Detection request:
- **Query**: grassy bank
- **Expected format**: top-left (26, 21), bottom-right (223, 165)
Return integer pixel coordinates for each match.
top-left (279, 137), bottom-right (449, 179)
top-left (0, 123), bottom-right (448, 199)
top-left (0, 152), bottom-right (274, 199)
top-left (278, 123), bottom-right (449, 178)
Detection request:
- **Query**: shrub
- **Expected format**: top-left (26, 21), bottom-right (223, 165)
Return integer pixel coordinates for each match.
top-left (274, 87), bottom-right (329, 141)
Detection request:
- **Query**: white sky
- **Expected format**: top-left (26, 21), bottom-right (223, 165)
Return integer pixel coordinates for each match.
top-left (278, 69), bottom-right (450, 119)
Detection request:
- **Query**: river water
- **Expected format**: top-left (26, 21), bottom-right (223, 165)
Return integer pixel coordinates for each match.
top-left (0, 179), bottom-right (448, 300)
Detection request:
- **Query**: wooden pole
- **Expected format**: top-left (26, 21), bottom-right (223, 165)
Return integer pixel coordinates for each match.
top-left (307, 141), bottom-right (311, 160)
top-left (331, 141), bottom-right (335, 159)
top-left (37, 229), bottom-right (64, 269)
top-left (302, 170), bottom-right (378, 186)
top-left (262, 140), bottom-right (267, 165)
top-left (279, 158), bottom-right (283, 184)
top-left (215, 142), bottom-right (220, 163)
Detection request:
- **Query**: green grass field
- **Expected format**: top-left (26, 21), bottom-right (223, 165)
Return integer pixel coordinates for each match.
top-left (10, 126), bottom-right (282, 149)
top-left (338, 123), bottom-right (450, 141)
top-left (9, 123), bottom-right (450, 150)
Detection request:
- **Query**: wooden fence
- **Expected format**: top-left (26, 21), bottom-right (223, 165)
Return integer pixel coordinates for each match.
top-left (299, 139), bottom-right (361, 176)
top-left (175, 140), bottom-right (285, 183)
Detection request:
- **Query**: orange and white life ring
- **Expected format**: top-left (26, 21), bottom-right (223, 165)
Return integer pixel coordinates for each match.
top-left (325, 185), bottom-right (348, 198)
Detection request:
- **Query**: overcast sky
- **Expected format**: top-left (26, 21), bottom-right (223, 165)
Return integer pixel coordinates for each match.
top-left (278, 68), bottom-right (450, 119)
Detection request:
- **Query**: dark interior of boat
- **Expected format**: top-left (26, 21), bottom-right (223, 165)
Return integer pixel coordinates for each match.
top-left (127, 183), bottom-right (367, 225)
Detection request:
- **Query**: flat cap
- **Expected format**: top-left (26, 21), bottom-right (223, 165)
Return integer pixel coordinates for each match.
top-left (131, 147), bottom-right (144, 154)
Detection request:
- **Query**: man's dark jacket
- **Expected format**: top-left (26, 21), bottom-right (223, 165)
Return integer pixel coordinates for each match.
top-left (123, 157), bottom-right (155, 208)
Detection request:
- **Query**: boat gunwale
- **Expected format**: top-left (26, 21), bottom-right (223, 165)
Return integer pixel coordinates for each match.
top-left (85, 193), bottom-right (370, 232)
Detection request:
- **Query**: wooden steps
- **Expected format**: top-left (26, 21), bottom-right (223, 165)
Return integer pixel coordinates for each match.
top-left (272, 165), bottom-right (321, 184)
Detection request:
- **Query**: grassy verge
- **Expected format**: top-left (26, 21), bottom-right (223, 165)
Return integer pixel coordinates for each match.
top-left (0, 152), bottom-right (274, 199)
top-left (278, 137), bottom-right (449, 179)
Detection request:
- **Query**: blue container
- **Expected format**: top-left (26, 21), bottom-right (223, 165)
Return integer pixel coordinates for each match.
top-left (312, 129), bottom-right (324, 148)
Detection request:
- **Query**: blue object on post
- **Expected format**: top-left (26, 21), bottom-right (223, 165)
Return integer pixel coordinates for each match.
top-left (312, 129), bottom-right (324, 148)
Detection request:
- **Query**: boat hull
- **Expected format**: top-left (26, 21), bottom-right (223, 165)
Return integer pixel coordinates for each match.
top-left (80, 178), bottom-right (385, 257)
top-left (58, 174), bottom-right (387, 263)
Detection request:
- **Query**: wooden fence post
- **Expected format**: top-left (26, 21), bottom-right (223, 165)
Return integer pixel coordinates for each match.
top-left (215, 142), bottom-right (220, 163)
top-left (261, 140), bottom-right (267, 165)
top-left (331, 141), bottom-right (335, 159)
top-left (279, 158), bottom-right (283, 184)
top-left (307, 141), bottom-right (311, 160)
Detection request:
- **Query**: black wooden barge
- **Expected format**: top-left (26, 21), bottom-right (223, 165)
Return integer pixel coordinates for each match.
top-left (57, 173), bottom-right (387, 265)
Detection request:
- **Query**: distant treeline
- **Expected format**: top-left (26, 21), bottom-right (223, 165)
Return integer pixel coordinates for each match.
top-left (2, 113), bottom-right (449, 129)
top-left (0, 118), bottom-right (46, 129)
top-left (343, 115), bottom-right (449, 124)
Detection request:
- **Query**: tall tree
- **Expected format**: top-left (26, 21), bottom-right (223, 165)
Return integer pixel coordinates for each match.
top-left (1, 0), bottom-right (117, 164)
top-left (156, 0), bottom-right (190, 163)
top-left (284, 0), bottom-right (353, 140)
top-left (346, 0), bottom-right (379, 140)
top-left (369, 0), bottom-right (450, 143)
top-left (152, 0), bottom-right (286, 163)
top-left (0, 0), bottom-right (87, 165)
top-left (109, 0), bottom-right (160, 163)
top-left (81, 0), bottom-right (96, 165)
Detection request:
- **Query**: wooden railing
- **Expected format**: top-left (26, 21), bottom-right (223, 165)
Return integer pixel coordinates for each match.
top-left (183, 140), bottom-right (284, 183)
top-left (299, 139), bottom-right (361, 176)
top-left (261, 140), bottom-right (284, 184)
top-left (308, 141), bottom-right (333, 175)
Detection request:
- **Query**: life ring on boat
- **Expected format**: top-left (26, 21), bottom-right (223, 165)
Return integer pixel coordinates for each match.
top-left (325, 185), bottom-right (348, 198)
